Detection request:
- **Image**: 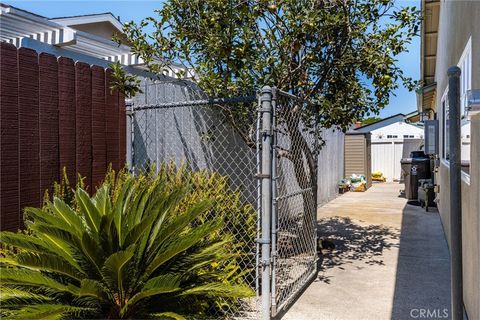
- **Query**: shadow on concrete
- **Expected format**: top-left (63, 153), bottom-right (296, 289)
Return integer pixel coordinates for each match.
top-left (390, 204), bottom-right (451, 320)
top-left (316, 216), bottom-right (400, 283)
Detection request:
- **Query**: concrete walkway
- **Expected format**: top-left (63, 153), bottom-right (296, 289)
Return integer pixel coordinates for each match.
top-left (281, 182), bottom-right (451, 320)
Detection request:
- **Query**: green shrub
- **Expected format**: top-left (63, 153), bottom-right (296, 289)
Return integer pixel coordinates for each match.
top-left (0, 165), bottom-right (255, 319)
top-left (160, 164), bottom-right (257, 278)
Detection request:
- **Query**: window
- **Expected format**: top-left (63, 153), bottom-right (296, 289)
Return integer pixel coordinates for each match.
top-left (458, 37), bottom-right (472, 117)
top-left (458, 37), bottom-right (472, 162)
top-left (387, 135), bottom-right (398, 139)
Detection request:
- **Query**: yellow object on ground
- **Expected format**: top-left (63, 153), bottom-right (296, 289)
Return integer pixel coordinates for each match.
top-left (353, 183), bottom-right (366, 192)
top-left (372, 171), bottom-right (386, 182)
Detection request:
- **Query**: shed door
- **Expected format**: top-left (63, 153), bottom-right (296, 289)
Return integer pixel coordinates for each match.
top-left (393, 142), bottom-right (403, 181)
top-left (371, 141), bottom-right (403, 181)
top-left (371, 142), bottom-right (394, 181)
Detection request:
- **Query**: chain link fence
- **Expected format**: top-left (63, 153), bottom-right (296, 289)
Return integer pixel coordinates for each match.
top-left (129, 80), bottom-right (261, 318)
top-left (127, 80), bottom-right (342, 319)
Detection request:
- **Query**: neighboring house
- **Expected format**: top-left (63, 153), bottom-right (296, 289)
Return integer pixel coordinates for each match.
top-left (418, 1), bottom-right (480, 319)
top-left (353, 114), bottom-right (424, 181)
top-left (0, 3), bottom-right (192, 78)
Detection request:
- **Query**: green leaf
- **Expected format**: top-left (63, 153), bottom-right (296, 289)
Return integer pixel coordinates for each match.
top-left (14, 251), bottom-right (86, 281)
top-left (120, 274), bottom-right (182, 316)
top-left (0, 268), bottom-right (80, 295)
top-left (145, 218), bottom-right (222, 278)
top-left (76, 188), bottom-right (101, 234)
top-left (0, 231), bottom-right (51, 254)
top-left (150, 312), bottom-right (186, 320)
top-left (123, 212), bottom-right (156, 248)
top-left (181, 282), bottom-right (254, 298)
top-left (51, 197), bottom-right (85, 237)
top-left (79, 279), bottom-right (110, 301)
top-left (6, 304), bottom-right (95, 320)
top-left (94, 185), bottom-right (111, 216)
top-left (146, 198), bottom-right (212, 258)
top-left (101, 247), bottom-right (134, 294)
top-left (24, 207), bottom-right (80, 239)
top-left (80, 232), bottom-right (103, 276)
top-left (0, 287), bottom-right (52, 306)
top-left (112, 179), bottom-right (135, 247)
top-left (30, 225), bottom-right (82, 271)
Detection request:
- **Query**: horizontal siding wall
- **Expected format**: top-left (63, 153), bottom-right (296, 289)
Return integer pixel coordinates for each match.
top-left (0, 43), bottom-right (126, 231)
top-left (345, 135), bottom-right (366, 177)
top-left (438, 113), bottom-right (480, 320)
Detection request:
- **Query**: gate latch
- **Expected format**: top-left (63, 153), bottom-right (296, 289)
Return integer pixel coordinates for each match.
top-left (256, 238), bottom-right (271, 244)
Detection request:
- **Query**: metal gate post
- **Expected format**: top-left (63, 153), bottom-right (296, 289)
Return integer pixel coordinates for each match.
top-left (447, 66), bottom-right (464, 320)
top-left (259, 86), bottom-right (273, 320)
top-left (255, 95), bottom-right (262, 294)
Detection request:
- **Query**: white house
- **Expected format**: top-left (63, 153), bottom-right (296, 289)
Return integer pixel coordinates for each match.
top-left (0, 3), bottom-right (192, 78)
top-left (354, 113), bottom-right (424, 181)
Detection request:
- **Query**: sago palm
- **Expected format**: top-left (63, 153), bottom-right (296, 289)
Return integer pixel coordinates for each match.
top-left (0, 168), bottom-right (253, 319)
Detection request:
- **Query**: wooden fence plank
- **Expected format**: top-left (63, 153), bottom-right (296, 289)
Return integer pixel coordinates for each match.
top-left (39, 53), bottom-right (59, 197)
top-left (119, 93), bottom-right (126, 168)
top-left (58, 57), bottom-right (76, 185)
top-left (18, 48), bottom-right (40, 214)
top-left (0, 45), bottom-right (126, 230)
top-left (75, 62), bottom-right (92, 189)
top-left (0, 43), bottom-right (20, 230)
top-left (105, 69), bottom-right (120, 171)
top-left (91, 66), bottom-right (106, 188)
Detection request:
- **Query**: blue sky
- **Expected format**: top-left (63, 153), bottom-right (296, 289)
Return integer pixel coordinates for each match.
top-left (6, 0), bottom-right (420, 119)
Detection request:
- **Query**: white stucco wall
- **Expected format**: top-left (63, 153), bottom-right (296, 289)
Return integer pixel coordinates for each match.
top-left (370, 121), bottom-right (424, 142)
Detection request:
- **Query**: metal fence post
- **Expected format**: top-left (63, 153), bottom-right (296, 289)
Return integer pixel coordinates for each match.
top-left (270, 88), bottom-right (278, 315)
top-left (260, 86), bottom-right (273, 320)
top-left (125, 100), bottom-right (134, 171)
top-left (447, 66), bottom-right (464, 320)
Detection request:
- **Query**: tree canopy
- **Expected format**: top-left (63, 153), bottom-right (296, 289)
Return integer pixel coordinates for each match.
top-left (119, 0), bottom-right (420, 131)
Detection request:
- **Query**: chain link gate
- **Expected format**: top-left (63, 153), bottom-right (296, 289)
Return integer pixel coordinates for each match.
top-left (272, 88), bottom-right (319, 316)
top-left (258, 87), bottom-right (319, 319)
top-left (128, 82), bottom-right (319, 319)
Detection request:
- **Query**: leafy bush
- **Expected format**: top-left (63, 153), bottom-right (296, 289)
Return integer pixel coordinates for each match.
top-left (160, 165), bottom-right (257, 277)
top-left (0, 165), bottom-right (255, 319)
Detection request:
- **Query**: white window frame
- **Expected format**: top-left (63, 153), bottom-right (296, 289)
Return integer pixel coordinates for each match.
top-left (458, 37), bottom-right (472, 118)
top-left (440, 87), bottom-right (449, 160)
top-left (441, 38), bottom-right (472, 162)
top-left (457, 37), bottom-right (472, 164)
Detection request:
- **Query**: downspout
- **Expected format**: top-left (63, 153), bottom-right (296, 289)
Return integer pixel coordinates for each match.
top-left (447, 66), bottom-right (464, 320)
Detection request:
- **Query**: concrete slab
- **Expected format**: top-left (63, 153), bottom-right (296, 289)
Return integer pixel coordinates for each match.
top-left (280, 182), bottom-right (451, 320)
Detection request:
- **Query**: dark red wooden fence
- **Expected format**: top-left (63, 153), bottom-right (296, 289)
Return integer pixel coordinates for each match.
top-left (0, 43), bottom-right (126, 231)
